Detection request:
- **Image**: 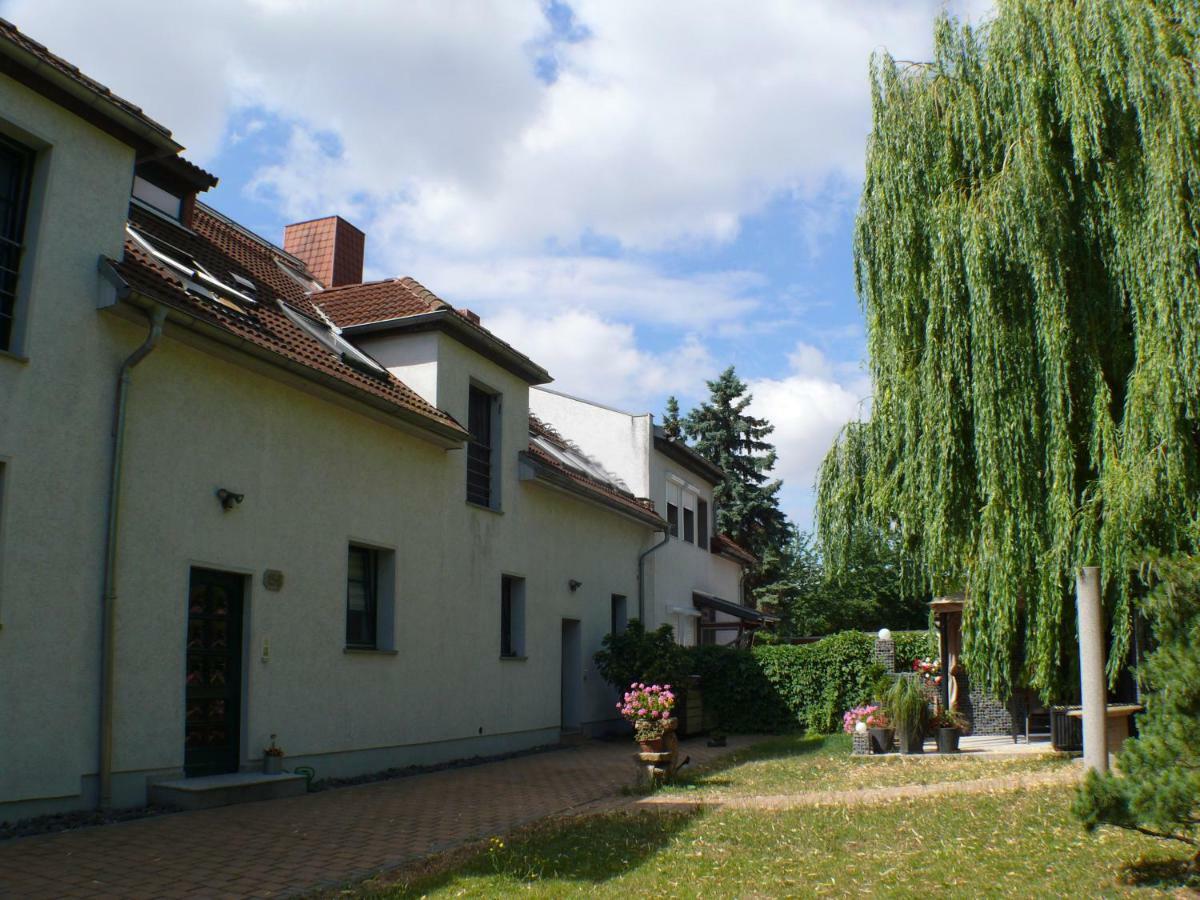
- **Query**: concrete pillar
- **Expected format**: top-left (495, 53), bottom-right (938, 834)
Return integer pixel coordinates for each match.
top-left (1076, 566), bottom-right (1108, 773)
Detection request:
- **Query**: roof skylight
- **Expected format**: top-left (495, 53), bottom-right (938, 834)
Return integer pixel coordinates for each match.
top-left (531, 433), bottom-right (627, 490)
top-left (279, 301), bottom-right (389, 379)
top-left (126, 224), bottom-right (258, 311)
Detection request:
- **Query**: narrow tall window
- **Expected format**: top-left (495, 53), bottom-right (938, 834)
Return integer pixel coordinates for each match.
top-left (467, 385), bottom-right (497, 507)
top-left (697, 498), bottom-right (709, 550)
top-left (500, 575), bottom-right (525, 657)
top-left (611, 594), bottom-right (628, 636)
top-left (346, 545), bottom-right (378, 648)
top-left (683, 492), bottom-right (696, 544)
top-left (0, 136), bottom-right (33, 353)
top-left (666, 481), bottom-right (682, 538)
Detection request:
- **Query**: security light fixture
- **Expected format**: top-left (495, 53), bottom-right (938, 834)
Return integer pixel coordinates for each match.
top-left (569, 579), bottom-right (582, 592)
top-left (216, 487), bottom-right (244, 511)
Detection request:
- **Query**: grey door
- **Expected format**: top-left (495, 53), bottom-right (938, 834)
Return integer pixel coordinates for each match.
top-left (561, 619), bottom-right (582, 732)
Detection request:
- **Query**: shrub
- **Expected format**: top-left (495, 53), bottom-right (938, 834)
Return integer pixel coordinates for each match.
top-left (594, 621), bottom-right (687, 691)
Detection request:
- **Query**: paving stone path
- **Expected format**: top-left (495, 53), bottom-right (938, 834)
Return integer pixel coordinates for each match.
top-left (0, 736), bottom-right (759, 900)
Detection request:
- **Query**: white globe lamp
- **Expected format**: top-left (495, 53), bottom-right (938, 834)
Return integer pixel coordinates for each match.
top-left (855, 720), bottom-right (868, 734)
top-left (878, 628), bottom-right (892, 641)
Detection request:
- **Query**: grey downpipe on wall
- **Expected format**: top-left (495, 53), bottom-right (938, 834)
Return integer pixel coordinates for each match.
top-left (637, 528), bottom-right (670, 623)
top-left (99, 305), bottom-right (167, 808)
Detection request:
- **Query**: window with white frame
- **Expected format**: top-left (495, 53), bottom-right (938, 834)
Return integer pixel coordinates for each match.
top-left (682, 491), bottom-right (696, 544)
top-left (666, 479), bottom-right (682, 538)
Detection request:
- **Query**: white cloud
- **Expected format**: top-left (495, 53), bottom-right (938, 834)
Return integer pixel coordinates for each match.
top-left (387, 253), bottom-right (762, 329)
top-left (4, 0), bottom-right (991, 255)
top-left (486, 308), bottom-right (713, 412)
top-left (748, 343), bottom-right (871, 526)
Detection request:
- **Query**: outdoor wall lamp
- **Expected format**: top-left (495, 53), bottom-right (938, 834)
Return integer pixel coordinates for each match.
top-left (568, 579), bottom-right (582, 592)
top-left (216, 487), bottom-right (244, 511)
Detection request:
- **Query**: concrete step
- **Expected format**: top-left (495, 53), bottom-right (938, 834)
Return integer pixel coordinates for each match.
top-left (149, 772), bottom-right (307, 811)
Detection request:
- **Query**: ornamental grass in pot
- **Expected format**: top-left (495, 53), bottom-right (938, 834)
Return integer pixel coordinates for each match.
top-left (885, 675), bottom-right (929, 754)
top-left (618, 682), bottom-right (677, 752)
top-left (930, 706), bottom-right (967, 753)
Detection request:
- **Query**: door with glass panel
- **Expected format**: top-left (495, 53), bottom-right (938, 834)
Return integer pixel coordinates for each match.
top-left (184, 568), bottom-right (244, 777)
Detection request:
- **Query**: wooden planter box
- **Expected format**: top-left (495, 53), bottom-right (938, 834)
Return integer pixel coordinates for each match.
top-left (676, 676), bottom-right (707, 738)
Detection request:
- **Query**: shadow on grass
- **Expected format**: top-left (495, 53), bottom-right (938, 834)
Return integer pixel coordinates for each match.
top-left (374, 809), bottom-right (704, 897)
top-left (1118, 856), bottom-right (1199, 891)
top-left (667, 733), bottom-right (843, 790)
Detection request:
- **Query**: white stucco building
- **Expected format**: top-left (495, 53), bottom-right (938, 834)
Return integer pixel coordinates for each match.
top-left (0, 23), bottom-right (758, 821)
top-left (529, 388), bottom-right (773, 646)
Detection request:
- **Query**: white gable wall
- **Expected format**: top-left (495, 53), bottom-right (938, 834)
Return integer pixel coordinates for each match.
top-left (528, 387), bottom-right (651, 498)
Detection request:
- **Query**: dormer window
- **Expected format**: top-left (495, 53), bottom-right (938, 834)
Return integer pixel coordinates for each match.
top-left (132, 175), bottom-right (182, 220)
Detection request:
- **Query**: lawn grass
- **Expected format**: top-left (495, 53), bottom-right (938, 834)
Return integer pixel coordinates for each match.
top-left (664, 733), bottom-right (1072, 797)
top-left (341, 735), bottom-right (1193, 898)
top-left (359, 787), bottom-right (1195, 898)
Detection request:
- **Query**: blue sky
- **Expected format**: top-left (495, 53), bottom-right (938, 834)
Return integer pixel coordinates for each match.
top-left (5, 0), bottom-right (988, 527)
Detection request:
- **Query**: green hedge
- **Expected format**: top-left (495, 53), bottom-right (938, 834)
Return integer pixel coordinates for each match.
top-left (596, 626), bottom-right (937, 735)
top-left (893, 630), bottom-right (936, 671)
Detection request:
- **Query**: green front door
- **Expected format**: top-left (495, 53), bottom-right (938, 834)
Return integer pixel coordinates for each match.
top-left (185, 568), bottom-right (244, 777)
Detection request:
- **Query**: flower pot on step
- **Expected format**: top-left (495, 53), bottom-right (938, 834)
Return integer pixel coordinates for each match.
top-left (936, 727), bottom-right (961, 754)
top-left (868, 727), bottom-right (895, 754)
top-left (263, 754), bottom-right (283, 775)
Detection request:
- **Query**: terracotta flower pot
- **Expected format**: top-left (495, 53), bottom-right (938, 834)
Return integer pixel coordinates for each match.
top-left (638, 736), bottom-right (664, 752)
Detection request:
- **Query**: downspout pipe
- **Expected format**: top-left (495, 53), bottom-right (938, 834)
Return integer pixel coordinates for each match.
top-left (99, 305), bottom-right (167, 808)
top-left (637, 528), bottom-right (670, 624)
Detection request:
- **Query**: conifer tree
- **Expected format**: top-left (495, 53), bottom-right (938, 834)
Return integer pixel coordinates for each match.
top-left (685, 367), bottom-right (789, 589)
top-left (661, 395), bottom-right (684, 441)
top-left (1073, 554), bottom-right (1200, 867)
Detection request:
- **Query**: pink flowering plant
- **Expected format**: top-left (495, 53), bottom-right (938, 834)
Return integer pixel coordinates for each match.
top-left (617, 682), bottom-right (677, 740)
top-left (843, 705), bottom-right (879, 734)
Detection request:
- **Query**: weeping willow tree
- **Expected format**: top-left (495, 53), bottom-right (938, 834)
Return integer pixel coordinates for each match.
top-left (816, 0), bottom-right (1200, 700)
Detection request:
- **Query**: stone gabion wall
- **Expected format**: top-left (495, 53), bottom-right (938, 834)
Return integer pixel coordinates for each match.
top-left (960, 678), bottom-right (1014, 736)
top-left (874, 638), bottom-right (895, 673)
top-left (852, 732), bottom-right (871, 755)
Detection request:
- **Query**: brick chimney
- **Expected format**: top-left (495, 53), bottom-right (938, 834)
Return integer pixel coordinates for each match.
top-left (283, 216), bottom-right (365, 287)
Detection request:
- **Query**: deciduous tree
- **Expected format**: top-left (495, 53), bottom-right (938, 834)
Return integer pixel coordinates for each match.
top-left (816, 1), bottom-right (1200, 698)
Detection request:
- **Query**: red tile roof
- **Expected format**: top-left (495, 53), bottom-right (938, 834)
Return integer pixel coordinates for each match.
top-left (526, 415), bottom-right (664, 527)
top-left (711, 533), bottom-right (757, 567)
top-left (322, 276), bottom-right (550, 384)
top-left (0, 18), bottom-right (175, 145)
top-left (113, 203), bottom-right (465, 439)
top-left (317, 276), bottom-right (447, 326)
